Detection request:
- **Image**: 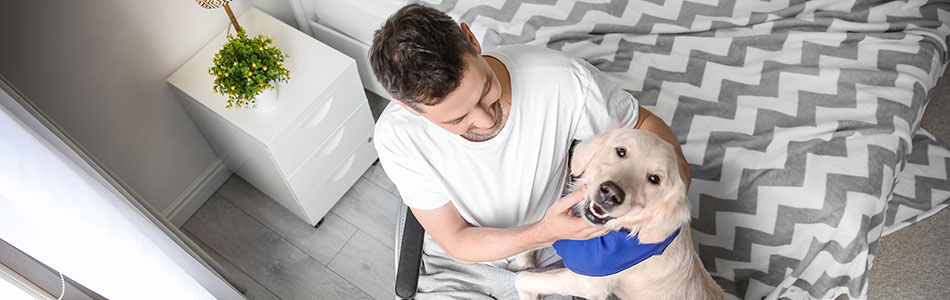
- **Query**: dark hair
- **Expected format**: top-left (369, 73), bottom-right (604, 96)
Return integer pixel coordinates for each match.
top-left (369, 4), bottom-right (477, 111)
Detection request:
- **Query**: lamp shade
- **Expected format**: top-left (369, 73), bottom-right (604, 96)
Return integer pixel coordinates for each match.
top-left (196, 0), bottom-right (242, 33)
top-left (196, 0), bottom-right (232, 9)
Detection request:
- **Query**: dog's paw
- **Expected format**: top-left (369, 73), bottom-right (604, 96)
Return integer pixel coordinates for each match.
top-left (507, 250), bottom-right (538, 272)
top-left (514, 271), bottom-right (543, 300)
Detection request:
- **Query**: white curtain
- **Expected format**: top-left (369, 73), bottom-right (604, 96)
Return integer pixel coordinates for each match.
top-left (0, 80), bottom-right (245, 300)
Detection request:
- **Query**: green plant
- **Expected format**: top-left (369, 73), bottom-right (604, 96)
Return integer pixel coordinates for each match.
top-left (209, 30), bottom-right (291, 109)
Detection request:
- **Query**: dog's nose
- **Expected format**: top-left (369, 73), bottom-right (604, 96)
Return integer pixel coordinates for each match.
top-left (599, 181), bottom-right (625, 206)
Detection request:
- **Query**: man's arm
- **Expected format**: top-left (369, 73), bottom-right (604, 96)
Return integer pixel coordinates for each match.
top-left (410, 186), bottom-right (608, 264)
top-left (633, 106), bottom-right (691, 187)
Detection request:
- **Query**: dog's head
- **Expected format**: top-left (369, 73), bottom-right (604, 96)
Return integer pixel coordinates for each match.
top-left (570, 128), bottom-right (690, 243)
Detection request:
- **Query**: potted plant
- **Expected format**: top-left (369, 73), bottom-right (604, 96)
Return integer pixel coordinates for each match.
top-left (209, 30), bottom-right (291, 109)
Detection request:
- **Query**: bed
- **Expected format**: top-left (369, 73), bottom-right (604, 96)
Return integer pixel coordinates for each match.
top-left (289, 0), bottom-right (950, 299)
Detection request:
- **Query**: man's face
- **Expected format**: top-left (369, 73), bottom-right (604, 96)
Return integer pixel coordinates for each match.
top-left (415, 53), bottom-right (506, 142)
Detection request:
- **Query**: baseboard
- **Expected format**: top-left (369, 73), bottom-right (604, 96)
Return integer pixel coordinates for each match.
top-left (164, 158), bottom-right (232, 227)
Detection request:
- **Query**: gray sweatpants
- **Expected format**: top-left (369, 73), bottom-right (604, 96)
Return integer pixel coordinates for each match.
top-left (394, 206), bottom-right (574, 300)
top-left (415, 234), bottom-right (574, 300)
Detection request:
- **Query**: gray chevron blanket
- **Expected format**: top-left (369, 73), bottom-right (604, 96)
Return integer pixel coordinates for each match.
top-left (415, 0), bottom-right (950, 299)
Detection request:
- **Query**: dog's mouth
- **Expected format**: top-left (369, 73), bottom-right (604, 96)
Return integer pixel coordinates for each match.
top-left (586, 200), bottom-right (612, 224)
top-left (571, 181), bottom-right (627, 226)
top-left (573, 199), bottom-right (614, 225)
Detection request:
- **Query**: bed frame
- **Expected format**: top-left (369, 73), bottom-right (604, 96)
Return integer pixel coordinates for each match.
top-left (288, 0), bottom-right (390, 99)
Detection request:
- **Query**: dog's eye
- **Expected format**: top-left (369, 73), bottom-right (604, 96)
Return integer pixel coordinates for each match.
top-left (615, 147), bottom-right (626, 158)
top-left (648, 175), bottom-right (660, 185)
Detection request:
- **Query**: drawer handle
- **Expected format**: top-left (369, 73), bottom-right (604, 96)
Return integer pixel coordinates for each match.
top-left (302, 96), bottom-right (334, 129)
top-left (314, 126), bottom-right (346, 159)
top-left (330, 154), bottom-right (355, 183)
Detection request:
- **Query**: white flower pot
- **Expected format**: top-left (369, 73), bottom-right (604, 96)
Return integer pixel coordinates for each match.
top-left (254, 85), bottom-right (278, 111)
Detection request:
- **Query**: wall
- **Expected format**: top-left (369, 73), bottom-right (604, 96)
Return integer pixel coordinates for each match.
top-left (0, 0), bottom-right (297, 215)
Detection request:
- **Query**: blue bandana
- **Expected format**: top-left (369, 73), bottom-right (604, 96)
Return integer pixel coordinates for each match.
top-left (552, 228), bottom-right (681, 277)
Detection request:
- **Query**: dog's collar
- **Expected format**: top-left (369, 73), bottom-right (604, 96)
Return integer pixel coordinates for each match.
top-left (552, 228), bottom-right (681, 277)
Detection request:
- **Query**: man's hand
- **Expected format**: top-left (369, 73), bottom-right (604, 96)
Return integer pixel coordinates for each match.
top-left (533, 186), bottom-right (611, 244)
top-left (410, 186), bottom-right (609, 264)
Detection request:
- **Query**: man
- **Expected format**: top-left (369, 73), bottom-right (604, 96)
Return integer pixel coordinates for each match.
top-left (370, 4), bottom-right (689, 298)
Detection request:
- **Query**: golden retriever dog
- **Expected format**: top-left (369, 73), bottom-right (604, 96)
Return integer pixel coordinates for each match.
top-left (514, 128), bottom-right (724, 300)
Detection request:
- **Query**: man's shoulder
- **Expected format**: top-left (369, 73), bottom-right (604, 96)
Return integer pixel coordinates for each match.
top-left (374, 102), bottom-right (430, 151)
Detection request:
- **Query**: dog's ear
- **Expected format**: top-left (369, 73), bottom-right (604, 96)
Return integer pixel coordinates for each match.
top-left (636, 169), bottom-right (691, 243)
top-left (570, 133), bottom-right (609, 176)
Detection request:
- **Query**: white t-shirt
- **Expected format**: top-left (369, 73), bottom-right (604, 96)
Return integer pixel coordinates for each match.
top-left (374, 44), bottom-right (639, 267)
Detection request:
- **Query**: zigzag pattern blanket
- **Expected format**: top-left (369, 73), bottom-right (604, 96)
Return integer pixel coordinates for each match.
top-left (416, 0), bottom-right (950, 299)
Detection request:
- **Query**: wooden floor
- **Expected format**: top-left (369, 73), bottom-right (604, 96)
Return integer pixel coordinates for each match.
top-left (182, 89), bottom-right (402, 300)
top-left (182, 163), bottom-right (401, 300)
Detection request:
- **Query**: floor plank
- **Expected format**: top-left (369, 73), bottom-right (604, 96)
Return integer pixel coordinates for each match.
top-left (216, 175), bottom-right (357, 265)
top-left (183, 195), bottom-right (372, 300)
top-left (181, 229), bottom-right (281, 300)
top-left (328, 231), bottom-right (397, 300)
top-left (362, 162), bottom-right (398, 195)
top-left (330, 173), bottom-right (402, 250)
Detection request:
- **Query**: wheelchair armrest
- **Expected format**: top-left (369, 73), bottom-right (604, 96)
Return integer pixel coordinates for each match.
top-left (395, 208), bottom-right (425, 299)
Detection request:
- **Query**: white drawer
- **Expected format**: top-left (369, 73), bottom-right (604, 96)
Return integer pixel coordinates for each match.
top-left (272, 66), bottom-right (365, 176)
top-left (287, 102), bottom-right (375, 199)
top-left (301, 138), bottom-right (378, 225)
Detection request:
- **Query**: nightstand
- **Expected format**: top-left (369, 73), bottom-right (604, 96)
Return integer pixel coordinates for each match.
top-left (167, 8), bottom-right (377, 226)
